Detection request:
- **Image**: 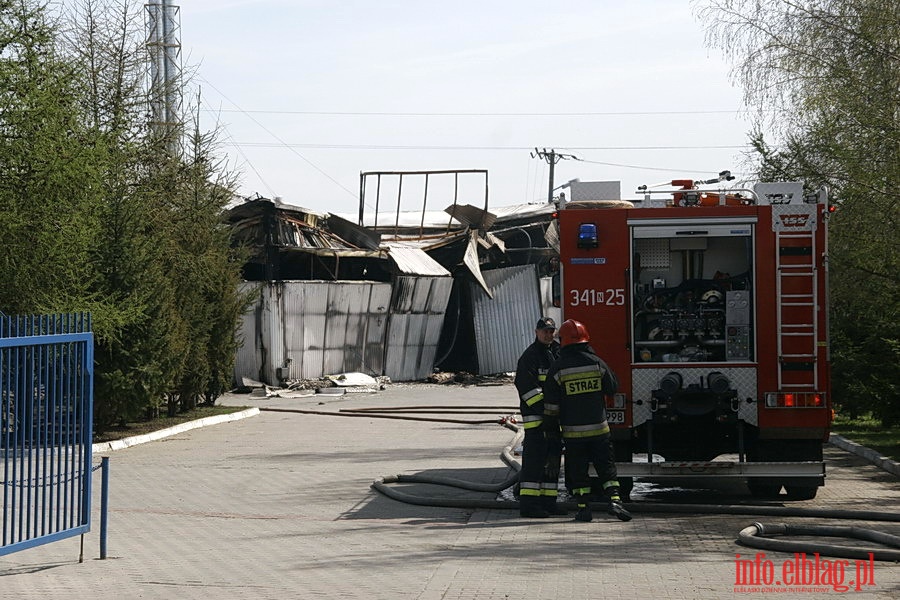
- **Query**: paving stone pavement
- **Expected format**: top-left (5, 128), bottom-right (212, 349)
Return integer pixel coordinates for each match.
top-left (2, 382), bottom-right (898, 599)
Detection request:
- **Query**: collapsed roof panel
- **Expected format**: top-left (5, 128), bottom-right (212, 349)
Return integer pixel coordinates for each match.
top-left (227, 189), bottom-right (559, 286)
top-left (325, 213), bottom-right (381, 250)
top-left (444, 203), bottom-right (496, 230)
top-left (386, 246), bottom-right (451, 277)
top-left (227, 196), bottom-right (390, 281)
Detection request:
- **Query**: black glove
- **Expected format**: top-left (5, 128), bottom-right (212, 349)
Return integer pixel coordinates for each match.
top-left (543, 416), bottom-right (561, 440)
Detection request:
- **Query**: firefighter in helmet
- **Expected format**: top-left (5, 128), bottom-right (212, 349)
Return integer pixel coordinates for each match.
top-left (514, 316), bottom-right (565, 518)
top-left (544, 319), bottom-right (632, 522)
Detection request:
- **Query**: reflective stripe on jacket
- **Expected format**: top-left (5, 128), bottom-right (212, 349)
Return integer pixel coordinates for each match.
top-left (514, 338), bottom-right (560, 421)
top-left (544, 343), bottom-right (618, 439)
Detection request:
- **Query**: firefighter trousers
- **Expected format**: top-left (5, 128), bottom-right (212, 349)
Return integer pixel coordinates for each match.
top-left (564, 433), bottom-right (620, 501)
top-left (519, 428), bottom-right (561, 508)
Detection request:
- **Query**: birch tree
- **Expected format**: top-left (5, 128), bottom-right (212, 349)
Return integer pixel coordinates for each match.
top-left (698, 0), bottom-right (900, 424)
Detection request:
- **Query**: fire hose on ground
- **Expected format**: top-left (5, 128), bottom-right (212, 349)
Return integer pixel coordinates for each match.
top-left (261, 405), bottom-right (900, 561)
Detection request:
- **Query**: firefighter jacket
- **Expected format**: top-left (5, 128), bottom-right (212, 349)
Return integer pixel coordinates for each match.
top-left (514, 338), bottom-right (560, 431)
top-left (544, 343), bottom-right (618, 439)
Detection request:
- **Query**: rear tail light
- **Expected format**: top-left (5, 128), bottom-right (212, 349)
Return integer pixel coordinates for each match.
top-left (765, 392), bottom-right (825, 408)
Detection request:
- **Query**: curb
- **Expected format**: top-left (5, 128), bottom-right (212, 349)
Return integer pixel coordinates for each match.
top-left (92, 407), bottom-right (260, 454)
top-left (828, 434), bottom-right (900, 477)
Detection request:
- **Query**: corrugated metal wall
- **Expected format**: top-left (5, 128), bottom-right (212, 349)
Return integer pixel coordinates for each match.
top-left (234, 281), bottom-right (391, 384)
top-left (471, 265), bottom-right (542, 375)
top-left (279, 281), bottom-right (391, 379)
top-left (234, 282), bottom-right (264, 383)
top-left (262, 284), bottom-right (285, 383)
top-left (383, 276), bottom-right (453, 381)
top-left (234, 270), bottom-right (543, 383)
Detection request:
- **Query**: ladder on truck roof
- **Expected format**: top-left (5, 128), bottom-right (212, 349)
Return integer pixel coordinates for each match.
top-left (774, 205), bottom-right (819, 390)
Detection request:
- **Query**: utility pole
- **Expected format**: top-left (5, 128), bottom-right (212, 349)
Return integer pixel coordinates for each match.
top-left (532, 148), bottom-right (578, 203)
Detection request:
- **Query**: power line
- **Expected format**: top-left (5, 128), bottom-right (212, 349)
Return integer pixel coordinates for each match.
top-left (226, 142), bottom-right (749, 151)
top-left (200, 108), bottom-right (745, 117)
top-left (577, 157), bottom-right (751, 176)
top-left (201, 97), bottom-right (278, 198)
top-left (196, 76), bottom-right (359, 202)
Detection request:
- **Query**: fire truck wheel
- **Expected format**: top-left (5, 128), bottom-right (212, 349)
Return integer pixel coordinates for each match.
top-left (785, 485), bottom-right (818, 500)
top-left (747, 481), bottom-right (782, 498)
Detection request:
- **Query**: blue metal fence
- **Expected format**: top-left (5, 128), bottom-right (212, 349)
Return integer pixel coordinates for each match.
top-left (1, 313), bottom-right (94, 557)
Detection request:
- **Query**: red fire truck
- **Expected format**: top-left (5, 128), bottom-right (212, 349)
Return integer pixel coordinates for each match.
top-left (555, 175), bottom-right (832, 499)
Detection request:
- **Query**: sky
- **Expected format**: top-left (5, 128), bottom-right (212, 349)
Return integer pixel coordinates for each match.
top-left (180, 0), bottom-right (754, 217)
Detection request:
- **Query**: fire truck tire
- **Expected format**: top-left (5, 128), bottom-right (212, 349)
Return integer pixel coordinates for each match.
top-left (785, 485), bottom-right (818, 500)
top-left (746, 481), bottom-right (783, 498)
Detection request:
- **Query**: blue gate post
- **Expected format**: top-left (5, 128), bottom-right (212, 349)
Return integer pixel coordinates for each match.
top-left (100, 456), bottom-right (109, 559)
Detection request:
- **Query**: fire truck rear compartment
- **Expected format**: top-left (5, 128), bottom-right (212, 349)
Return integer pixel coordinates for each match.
top-left (632, 231), bottom-right (753, 364)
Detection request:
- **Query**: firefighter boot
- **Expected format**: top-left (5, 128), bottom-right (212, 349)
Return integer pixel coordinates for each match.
top-left (606, 490), bottom-right (632, 522)
top-left (519, 495), bottom-right (549, 519)
top-left (574, 504), bottom-right (592, 522)
top-left (574, 495), bottom-right (592, 522)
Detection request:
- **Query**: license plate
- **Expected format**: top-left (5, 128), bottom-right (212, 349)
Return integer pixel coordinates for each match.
top-left (607, 410), bottom-right (625, 424)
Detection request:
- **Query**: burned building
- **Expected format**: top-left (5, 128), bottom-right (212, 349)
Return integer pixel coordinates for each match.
top-left (227, 170), bottom-right (559, 385)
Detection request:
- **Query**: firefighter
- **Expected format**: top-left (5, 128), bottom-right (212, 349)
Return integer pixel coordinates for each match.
top-left (544, 319), bottom-right (632, 522)
top-left (514, 316), bottom-right (564, 518)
